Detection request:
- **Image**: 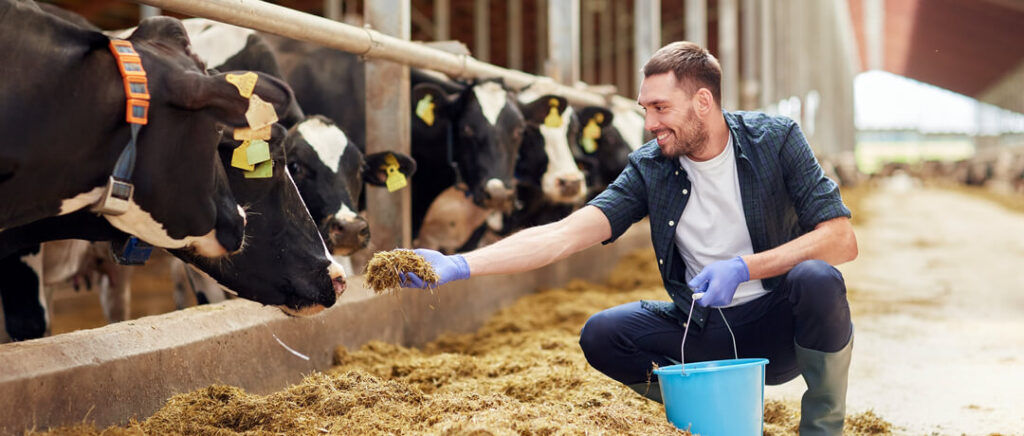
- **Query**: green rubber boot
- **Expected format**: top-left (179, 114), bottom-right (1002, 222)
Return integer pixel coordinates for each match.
top-left (627, 381), bottom-right (662, 403)
top-left (794, 332), bottom-right (854, 436)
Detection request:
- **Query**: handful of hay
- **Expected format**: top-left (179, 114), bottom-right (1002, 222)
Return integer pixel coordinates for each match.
top-left (364, 249), bottom-right (440, 293)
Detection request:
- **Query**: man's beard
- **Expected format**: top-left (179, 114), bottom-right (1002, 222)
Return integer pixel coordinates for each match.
top-left (661, 107), bottom-right (709, 158)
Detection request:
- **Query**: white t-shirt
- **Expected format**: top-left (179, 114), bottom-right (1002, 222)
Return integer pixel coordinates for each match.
top-left (675, 134), bottom-right (768, 307)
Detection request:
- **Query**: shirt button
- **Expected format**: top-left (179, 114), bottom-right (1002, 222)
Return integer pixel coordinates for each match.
top-left (658, 259), bottom-right (664, 265)
top-left (675, 171), bottom-right (679, 175)
top-left (669, 220), bottom-right (675, 226)
top-left (682, 189), bottom-right (689, 195)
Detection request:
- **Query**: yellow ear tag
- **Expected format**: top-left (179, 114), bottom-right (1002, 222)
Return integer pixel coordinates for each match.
top-left (245, 94), bottom-right (278, 130)
top-left (234, 124), bottom-right (272, 141)
top-left (543, 98), bottom-right (562, 128)
top-left (225, 72), bottom-right (258, 98)
top-left (246, 139), bottom-right (271, 165)
top-left (382, 153), bottom-right (407, 192)
top-left (581, 118), bottom-right (602, 153)
top-left (415, 94), bottom-right (435, 126)
top-left (244, 159), bottom-right (273, 179)
top-left (231, 140), bottom-right (255, 171)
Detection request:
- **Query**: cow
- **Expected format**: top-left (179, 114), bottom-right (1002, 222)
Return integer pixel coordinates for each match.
top-left (1, 121), bottom-right (349, 341)
top-left (181, 18), bottom-right (416, 255)
top-left (1, 1), bottom-right (300, 257)
top-left (256, 34), bottom-right (525, 238)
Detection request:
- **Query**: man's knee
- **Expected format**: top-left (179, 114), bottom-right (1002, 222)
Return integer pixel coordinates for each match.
top-left (579, 310), bottom-right (618, 360)
top-left (787, 260), bottom-right (847, 310)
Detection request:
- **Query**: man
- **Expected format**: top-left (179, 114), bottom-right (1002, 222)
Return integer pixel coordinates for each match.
top-left (400, 41), bottom-right (856, 436)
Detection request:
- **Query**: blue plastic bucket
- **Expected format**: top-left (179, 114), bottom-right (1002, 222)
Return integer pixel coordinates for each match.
top-left (652, 358), bottom-right (769, 435)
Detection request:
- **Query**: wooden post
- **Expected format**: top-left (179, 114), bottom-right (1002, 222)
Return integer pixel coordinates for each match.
top-left (719, 0), bottom-right (739, 109)
top-left (759, 0), bottom-right (774, 109)
top-left (365, 0), bottom-right (411, 250)
top-left (508, 0), bottom-right (523, 70)
top-left (685, 0), bottom-right (706, 47)
top-left (634, 0), bottom-right (661, 92)
top-left (474, 0), bottom-right (490, 62)
top-left (547, 0), bottom-right (580, 84)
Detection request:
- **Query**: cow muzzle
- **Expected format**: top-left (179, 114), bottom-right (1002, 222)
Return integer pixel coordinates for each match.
top-left (325, 216), bottom-right (370, 256)
top-left (481, 178), bottom-right (516, 212)
top-left (544, 172), bottom-right (587, 204)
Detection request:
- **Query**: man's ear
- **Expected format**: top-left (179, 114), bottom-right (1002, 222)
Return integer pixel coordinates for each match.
top-left (694, 88), bottom-right (715, 114)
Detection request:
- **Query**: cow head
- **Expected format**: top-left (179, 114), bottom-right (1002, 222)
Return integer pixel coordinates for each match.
top-left (516, 94), bottom-right (588, 204)
top-left (174, 123), bottom-right (346, 315)
top-left (411, 80), bottom-right (524, 212)
top-left (570, 106), bottom-right (630, 197)
top-left (285, 116), bottom-right (416, 255)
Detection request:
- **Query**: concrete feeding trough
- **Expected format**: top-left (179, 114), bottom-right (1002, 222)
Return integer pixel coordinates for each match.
top-left (0, 222), bottom-right (650, 434)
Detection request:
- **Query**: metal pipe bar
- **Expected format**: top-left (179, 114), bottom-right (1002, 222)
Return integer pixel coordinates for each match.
top-left (128, 0), bottom-right (628, 108)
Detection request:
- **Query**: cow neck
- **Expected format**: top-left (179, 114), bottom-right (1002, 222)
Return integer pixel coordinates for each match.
top-left (445, 121), bottom-right (466, 192)
top-left (94, 38), bottom-right (154, 265)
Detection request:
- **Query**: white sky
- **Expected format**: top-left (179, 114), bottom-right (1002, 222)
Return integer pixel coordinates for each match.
top-left (854, 70), bottom-right (1024, 135)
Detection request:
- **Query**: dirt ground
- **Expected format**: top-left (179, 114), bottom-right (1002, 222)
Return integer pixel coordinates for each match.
top-left (766, 175), bottom-right (1024, 435)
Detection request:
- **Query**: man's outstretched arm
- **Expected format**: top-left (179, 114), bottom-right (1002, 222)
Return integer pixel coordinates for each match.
top-left (463, 205), bottom-right (613, 276)
top-left (401, 205), bottom-right (613, 288)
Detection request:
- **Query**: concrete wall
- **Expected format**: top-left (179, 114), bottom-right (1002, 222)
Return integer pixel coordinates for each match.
top-left (0, 222), bottom-right (651, 435)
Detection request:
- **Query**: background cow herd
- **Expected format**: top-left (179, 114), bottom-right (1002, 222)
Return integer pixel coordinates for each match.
top-left (0, 2), bottom-right (646, 343)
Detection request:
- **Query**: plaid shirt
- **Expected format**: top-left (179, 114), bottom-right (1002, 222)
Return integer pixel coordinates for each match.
top-left (588, 110), bottom-right (851, 327)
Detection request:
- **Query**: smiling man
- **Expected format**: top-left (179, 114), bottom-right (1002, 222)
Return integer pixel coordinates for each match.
top-left (399, 41), bottom-right (857, 436)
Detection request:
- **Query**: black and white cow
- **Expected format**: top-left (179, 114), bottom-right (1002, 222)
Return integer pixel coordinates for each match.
top-left (256, 34), bottom-right (525, 238)
top-left (0, 2), bottom-right (297, 257)
top-left (181, 19), bottom-right (416, 255)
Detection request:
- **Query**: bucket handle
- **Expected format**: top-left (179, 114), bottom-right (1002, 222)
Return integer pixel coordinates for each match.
top-left (679, 293), bottom-right (738, 371)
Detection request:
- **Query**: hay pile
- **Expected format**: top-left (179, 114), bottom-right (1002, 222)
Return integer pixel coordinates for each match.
top-left (363, 249), bottom-right (440, 293)
top-left (35, 249), bottom-right (892, 436)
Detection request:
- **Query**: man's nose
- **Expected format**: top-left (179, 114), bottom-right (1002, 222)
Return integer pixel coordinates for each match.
top-left (644, 113), bottom-right (659, 132)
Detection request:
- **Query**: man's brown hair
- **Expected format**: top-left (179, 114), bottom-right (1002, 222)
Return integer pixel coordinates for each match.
top-left (642, 41), bottom-right (722, 106)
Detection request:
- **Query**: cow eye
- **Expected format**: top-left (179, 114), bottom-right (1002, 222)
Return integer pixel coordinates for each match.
top-left (287, 161), bottom-right (306, 178)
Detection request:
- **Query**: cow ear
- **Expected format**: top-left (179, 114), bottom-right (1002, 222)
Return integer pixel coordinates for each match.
top-left (521, 95), bottom-right (568, 126)
top-left (412, 83), bottom-right (450, 127)
top-left (362, 151), bottom-right (417, 187)
top-left (165, 71), bottom-right (296, 128)
top-left (578, 106), bottom-right (614, 127)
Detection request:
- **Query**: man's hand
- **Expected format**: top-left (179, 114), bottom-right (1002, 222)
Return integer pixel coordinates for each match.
top-left (687, 256), bottom-right (749, 307)
top-left (400, 248), bottom-right (471, 289)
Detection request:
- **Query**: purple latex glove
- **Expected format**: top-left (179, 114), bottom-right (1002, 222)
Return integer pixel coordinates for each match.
top-left (687, 256), bottom-right (749, 307)
top-left (400, 248), bottom-right (470, 289)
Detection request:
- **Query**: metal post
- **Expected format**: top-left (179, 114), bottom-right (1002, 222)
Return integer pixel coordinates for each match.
top-left (615, 0), bottom-right (631, 96)
top-left (537, 0), bottom-right (548, 75)
top-left (508, 0), bottom-right (523, 70)
top-left (634, 0), bottom-right (661, 92)
top-left (718, 0), bottom-right (738, 109)
top-left (759, 0), bottom-right (774, 109)
top-left (365, 0), bottom-right (411, 250)
top-left (474, 0), bottom-right (490, 62)
top-left (139, 4), bottom-right (160, 19)
top-left (324, 0), bottom-right (342, 21)
top-left (581, 0), bottom-right (595, 84)
top-left (434, 0), bottom-right (450, 40)
top-left (685, 0), bottom-right (706, 47)
top-left (864, 0), bottom-right (884, 71)
top-left (598, 0), bottom-right (614, 85)
top-left (547, 0), bottom-right (580, 84)
top-left (740, 0), bottom-right (759, 110)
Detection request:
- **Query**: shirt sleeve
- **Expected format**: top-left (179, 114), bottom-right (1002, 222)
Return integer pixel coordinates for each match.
top-left (779, 121), bottom-right (852, 230)
top-left (586, 156), bottom-right (650, 244)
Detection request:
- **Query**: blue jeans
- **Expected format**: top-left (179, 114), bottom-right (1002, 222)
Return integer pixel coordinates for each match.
top-left (578, 260), bottom-right (852, 385)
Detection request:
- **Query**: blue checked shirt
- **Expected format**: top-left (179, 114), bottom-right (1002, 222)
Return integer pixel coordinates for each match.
top-left (588, 111), bottom-right (851, 327)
